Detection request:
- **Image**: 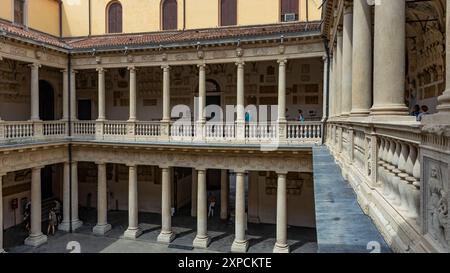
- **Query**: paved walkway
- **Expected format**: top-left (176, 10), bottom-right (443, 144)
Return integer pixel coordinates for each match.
top-left (312, 146), bottom-right (391, 253)
top-left (5, 208), bottom-right (317, 253)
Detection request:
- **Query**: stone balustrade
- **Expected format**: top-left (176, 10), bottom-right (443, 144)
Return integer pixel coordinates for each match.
top-left (0, 120), bottom-right (322, 145)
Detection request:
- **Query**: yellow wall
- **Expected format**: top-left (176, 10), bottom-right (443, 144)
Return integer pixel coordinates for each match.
top-left (62, 0), bottom-right (89, 37)
top-left (12, 0), bottom-right (322, 37)
top-left (238, 0), bottom-right (279, 26)
top-left (28, 0), bottom-right (60, 36)
top-left (0, 0), bottom-right (12, 22)
top-left (185, 0), bottom-right (219, 29)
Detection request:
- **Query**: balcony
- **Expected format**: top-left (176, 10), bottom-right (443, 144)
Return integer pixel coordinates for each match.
top-left (0, 120), bottom-right (323, 146)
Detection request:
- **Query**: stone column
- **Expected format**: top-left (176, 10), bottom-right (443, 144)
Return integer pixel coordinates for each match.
top-left (60, 162), bottom-right (82, 231)
top-left (220, 169), bottom-right (229, 220)
top-left (29, 63), bottom-right (41, 121)
top-left (62, 69), bottom-right (69, 120)
top-left (124, 165), bottom-right (142, 239)
top-left (191, 168), bottom-right (197, 217)
top-left (236, 61), bottom-right (245, 140)
top-left (277, 59), bottom-right (287, 123)
top-left (330, 49), bottom-right (336, 117)
top-left (341, 3), bottom-right (353, 117)
top-left (93, 162), bottom-right (111, 235)
top-left (70, 70), bottom-right (77, 120)
top-left (322, 56), bottom-right (329, 121)
top-left (336, 29), bottom-right (343, 117)
top-left (158, 167), bottom-right (175, 243)
top-left (0, 174), bottom-right (5, 253)
top-left (97, 68), bottom-right (106, 121)
top-left (196, 64), bottom-right (206, 140)
top-left (231, 171), bottom-right (248, 253)
top-left (273, 172), bottom-right (289, 253)
top-left (436, 0), bottom-right (450, 112)
top-left (161, 65), bottom-right (171, 122)
top-left (371, 0), bottom-right (408, 116)
top-left (193, 169), bottom-right (210, 248)
top-left (351, 0), bottom-right (372, 116)
top-left (25, 167), bottom-right (47, 247)
top-left (128, 66), bottom-right (137, 122)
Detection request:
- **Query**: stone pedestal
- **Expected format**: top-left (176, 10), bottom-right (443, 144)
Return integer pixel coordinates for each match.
top-left (124, 227), bottom-right (143, 239)
top-left (24, 233), bottom-right (47, 247)
top-left (93, 224), bottom-right (112, 235)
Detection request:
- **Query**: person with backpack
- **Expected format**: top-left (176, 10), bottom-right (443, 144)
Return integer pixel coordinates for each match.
top-left (47, 207), bottom-right (58, 236)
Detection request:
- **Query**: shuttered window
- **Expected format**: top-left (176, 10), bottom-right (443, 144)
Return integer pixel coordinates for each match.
top-left (162, 0), bottom-right (178, 30)
top-left (14, 0), bottom-right (25, 25)
top-left (108, 2), bottom-right (123, 33)
top-left (281, 0), bottom-right (299, 22)
top-left (220, 0), bottom-right (237, 26)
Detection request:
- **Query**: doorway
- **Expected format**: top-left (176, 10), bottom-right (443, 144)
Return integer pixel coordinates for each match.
top-left (41, 165), bottom-right (53, 200)
top-left (39, 80), bottom-right (55, 121)
top-left (78, 99), bottom-right (92, 120)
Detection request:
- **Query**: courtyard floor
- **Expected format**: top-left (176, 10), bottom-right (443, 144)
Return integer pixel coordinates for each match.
top-left (4, 206), bottom-right (317, 253)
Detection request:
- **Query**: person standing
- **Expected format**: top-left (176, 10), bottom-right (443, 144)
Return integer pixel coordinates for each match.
top-left (208, 193), bottom-right (216, 218)
top-left (47, 208), bottom-right (57, 236)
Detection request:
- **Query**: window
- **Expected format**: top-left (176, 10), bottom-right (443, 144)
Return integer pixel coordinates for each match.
top-left (162, 0), bottom-right (178, 30)
top-left (14, 0), bottom-right (25, 25)
top-left (220, 0), bottom-right (237, 26)
top-left (281, 0), bottom-right (299, 22)
top-left (107, 1), bottom-right (122, 33)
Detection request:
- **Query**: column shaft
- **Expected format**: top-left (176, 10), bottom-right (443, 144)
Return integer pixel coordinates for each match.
top-left (124, 165), bottom-right (142, 238)
top-left (351, 0), bottom-right (372, 116)
top-left (62, 70), bottom-right (69, 120)
top-left (158, 167), bottom-right (175, 242)
top-left (336, 30), bottom-right (343, 116)
top-left (277, 60), bottom-right (287, 122)
top-left (193, 169), bottom-right (210, 248)
top-left (273, 173), bottom-right (289, 253)
top-left (231, 171), bottom-right (248, 252)
top-left (341, 5), bottom-right (353, 116)
top-left (322, 56), bottom-right (329, 121)
top-left (236, 62), bottom-right (245, 122)
top-left (30, 63), bottom-right (40, 121)
top-left (128, 67), bottom-right (137, 121)
top-left (97, 68), bottom-right (106, 121)
top-left (162, 65), bottom-right (171, 122)
top-left (93, 163), bottom-right (111, 235)
top-left (371, 0), bottom-right (408, 115)
top-left (70, 70), bottom-right (77, 120)
top-left (25, 167), bottom-right (47, 246)
top-left (198, 64), bottom-right (206, 122)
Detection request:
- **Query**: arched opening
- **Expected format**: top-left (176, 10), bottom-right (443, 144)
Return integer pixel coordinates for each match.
top-left (162, 0), bottom-right (178, 30)
top-left (107, 1), bottom-right (123, 33)
top-left (220, 0), bottom-right (237, 26)
top-left (38, 80), bottom-right (55, 121)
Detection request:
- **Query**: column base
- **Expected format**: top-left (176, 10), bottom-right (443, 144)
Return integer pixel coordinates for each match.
top-left (193, 235), bottom-right (210, 249)
top-left (24, 233), bottom-right (48, 247)
top-left (92, 224), bottom-right (112, 235)
top-left (231, 239), bottom-right (248, 253)
top-left (157, 231), bottom-right (175, 244)
top-left (273, 243), bottom-right (290, 253)
top-left (123, 227), bottom-right (143, 239)
top-left (58, 220), bottom-right (83, 232)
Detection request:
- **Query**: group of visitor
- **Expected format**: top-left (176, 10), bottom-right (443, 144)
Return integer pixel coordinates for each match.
top-left (23, 200), bottom-right (62, 236)
top-left (411, 104), bottom-right (430, 121)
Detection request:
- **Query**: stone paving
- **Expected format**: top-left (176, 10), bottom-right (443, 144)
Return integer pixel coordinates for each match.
top-left (5, 207), bottom-right (317, 253)
top-left (312, 147), bottom-right (391, 253)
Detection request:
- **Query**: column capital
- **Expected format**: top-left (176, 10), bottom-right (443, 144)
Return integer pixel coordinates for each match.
top-left (127, 163), bottom-right (137, 168)
top-left (96, 67), bottom-right (106, 73)
top-left (343, 1), bottom-right (353, 14)
top-left (195, 168), bottom-right (206, 172)
top-left (127, 65), bottom-right (137, 72)
top-left (95, 161), bottom-right (106, 166)
top-left (28, 63), bottom-right (41, 69)
top-left (197, 63), bottom-right (206, 69)
top-left (276, 171), bottom-right (288, 176)
top-left (159, 165), bottom-right (170, 170)
top-left (235, 61), bottom-right (245, 67)
top-left (32, 166), bottom-right (45, 171)
top-left (161, 64), bottom-right (170, 70)
top-left (234, 170), bottom-right (246, 174)
top-left (277, 59), bottom-right (287, 65)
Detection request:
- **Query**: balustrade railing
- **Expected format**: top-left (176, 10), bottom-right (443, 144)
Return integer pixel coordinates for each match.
top-left (1, 120), bottom-right (323, 145)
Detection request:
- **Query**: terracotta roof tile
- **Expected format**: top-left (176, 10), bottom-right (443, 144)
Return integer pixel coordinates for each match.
top-left (0, 20), bottom-right (321, 52)
top-left (0, 20), bottom-right (67, 49)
